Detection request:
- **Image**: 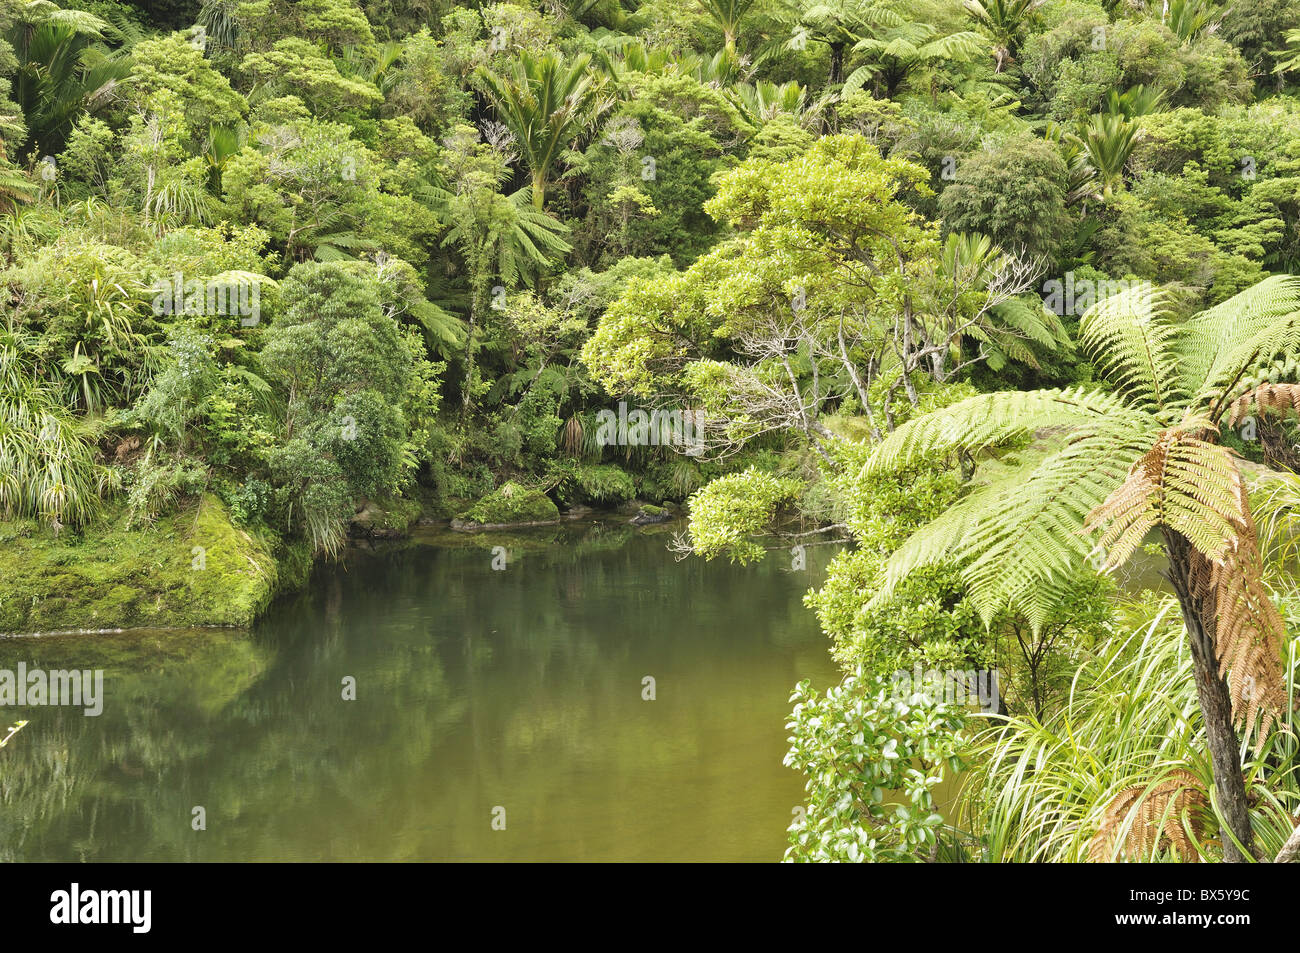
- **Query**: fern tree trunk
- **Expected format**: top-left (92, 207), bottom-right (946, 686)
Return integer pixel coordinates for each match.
top-left (1258, 416), bottom-right (1300, 472)
top-left (828, 41), bottom-right (845, 87)
top-left (1162, 527), bottom-right (1254, 862)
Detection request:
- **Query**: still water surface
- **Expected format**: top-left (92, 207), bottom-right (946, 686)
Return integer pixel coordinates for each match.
top-left (0, 521), bottom-right (839, 861)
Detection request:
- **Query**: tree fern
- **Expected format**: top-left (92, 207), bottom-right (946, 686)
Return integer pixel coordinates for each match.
top-left (865, 276), bottom-right (1300, 853)
top-left (1179, 276), bottom-right (1300, 410)
top-left (0, 163), bottom-right (36, 215)
top-left (863, 386), bottom-right (1143, 475)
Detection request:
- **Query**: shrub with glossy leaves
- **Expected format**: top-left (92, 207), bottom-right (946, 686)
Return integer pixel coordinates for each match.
top-left (686, 467), bottom-right (802, 564)
top-left (784, 669), bottom-right (967, 862)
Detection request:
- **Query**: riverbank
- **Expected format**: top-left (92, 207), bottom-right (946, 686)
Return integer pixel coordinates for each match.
top-left (0, 493), bottom-right (684, 636)
top-left (0, 495), bottom-right (309, 636)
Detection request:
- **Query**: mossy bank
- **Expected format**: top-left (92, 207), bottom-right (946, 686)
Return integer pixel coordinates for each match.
top-left (0, 494), bottom-right (309, 635)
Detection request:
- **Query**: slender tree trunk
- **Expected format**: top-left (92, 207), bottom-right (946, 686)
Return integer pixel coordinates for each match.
top-left (1162, 527), bottom-right (1254, 862)
top-left (1258, 416), bottom-right (1300, 472)
top-left (532, 170), bottom-right (546, 209)
top-left (829, 41), bottom-right (845, 86)
top-left (463, 296), bottom-right (479, 412)
top-left (822, 41), bottom-right (848, 134)
top-left (837, 319), bottom-right (880, 441)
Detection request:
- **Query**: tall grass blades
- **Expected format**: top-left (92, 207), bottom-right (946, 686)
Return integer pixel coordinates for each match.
top-left (958, 595), bottom-right (1299, 861)
top-left (0, 326), bottom-right (110, 527)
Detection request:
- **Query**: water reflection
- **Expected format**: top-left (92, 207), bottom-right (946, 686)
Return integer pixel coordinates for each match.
top-left (0, 521), bottom-right (839, 861)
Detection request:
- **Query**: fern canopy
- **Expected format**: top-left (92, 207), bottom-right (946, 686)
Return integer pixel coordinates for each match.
top-left (863, 277), bottom-right (1300, 642)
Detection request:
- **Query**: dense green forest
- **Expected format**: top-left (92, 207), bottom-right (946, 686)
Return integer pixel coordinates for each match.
top-left (3, 0), bottom-right (1300, 863)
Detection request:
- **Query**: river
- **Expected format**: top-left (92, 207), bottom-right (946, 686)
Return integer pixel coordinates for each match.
top-left (0, 519), bottom-right (840, 861)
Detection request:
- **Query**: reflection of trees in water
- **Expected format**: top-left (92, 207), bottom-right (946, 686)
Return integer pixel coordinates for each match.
top-left (0, 632), bottom-right (271, 861)
top-left (0, 524), bottom-right (837, 860)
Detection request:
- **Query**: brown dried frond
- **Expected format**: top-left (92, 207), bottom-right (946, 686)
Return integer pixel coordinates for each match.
top-left (1225, 383), bottom-right (1300, 427)
top-left (1187, 477), bottom-right (1288, 750)
top-left (1088, 770), bottom-right (1211, 862)
top-left (1084, 434), bottom-right (1165, 570)
top-left (1087, 422), bottom-right (1288, 747)
top-left (562, 415), bottom-right (584, 457)
top-left (1084, 425), bottom-right (1241, 570)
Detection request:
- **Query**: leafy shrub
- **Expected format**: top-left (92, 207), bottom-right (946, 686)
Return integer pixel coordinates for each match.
top-left (686, 467), bottom-right (803, 564)
top-left (784, 669), bottom-right (967, 862)
top-left (576, 464), bottom-right (636, 504)
top-left (549, 461), bottom-right (636, 507)
top-left (268, 438), bottom-right (352, 557)
top-left (227, 477), bottom-right (272, 527)
top-left (123, 454), bottom-right (208, 527)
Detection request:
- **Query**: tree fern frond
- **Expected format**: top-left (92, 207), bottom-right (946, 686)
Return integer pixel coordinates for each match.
top-left (958, 431), bottom-right (1150, 629)
top-left (1179, 275), bottom-right (1300, 403)
top-left (1087, 769), bottom-right (1211, 863)
top-left (1078, 283), bottom-right (1183, 412)
top-left (1086, 423), bottom-right (1244, 569)
top-left (991, 296), bottom-right (1072, 351)
top-left (1224, 381), bottom-right (1300, 427)
top-left (864, 387), bottom-right (1149, 476)
top-left (870, 427), bottom-right (1149, 629)
top-left (1190, 479), bottom-right (1289, 750)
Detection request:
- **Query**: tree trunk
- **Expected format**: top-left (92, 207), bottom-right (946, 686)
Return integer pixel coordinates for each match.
top-left (1162, 527), bottom-right (1254, 862)
top-left (463, 298), bottom-right (478, 412)
top-left (829, 41), bottom-right (845, 87)
top-left (1258, 416), bottom-right (1300, 472)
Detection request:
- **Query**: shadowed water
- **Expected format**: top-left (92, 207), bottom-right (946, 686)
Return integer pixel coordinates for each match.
top-left (0, 520), bottom-right (839, 861)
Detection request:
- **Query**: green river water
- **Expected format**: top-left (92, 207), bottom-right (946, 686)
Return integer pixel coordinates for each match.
top-left (0, 520), bottom-right (840, 861)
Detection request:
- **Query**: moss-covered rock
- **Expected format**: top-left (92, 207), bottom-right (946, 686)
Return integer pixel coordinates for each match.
top-left (349, 496), bottom-right (423, 538)
top-left (630, 503), bottom-right (673, 525)
top-left (0, 494), bottom-right (280, 634)
top-left (455, 482), bottom-right (560, 528)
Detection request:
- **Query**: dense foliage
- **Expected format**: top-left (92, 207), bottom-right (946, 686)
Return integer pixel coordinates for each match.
top-left (3, 0), bottom-right (1300, 862)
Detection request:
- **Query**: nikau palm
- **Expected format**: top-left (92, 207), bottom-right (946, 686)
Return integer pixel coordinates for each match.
top-left (864, 276), bottom-right (1300, 861)
top-left (697, 0), bottom-right (758, 53)
top-left (7, 3), bottom-right (131, 155)
top-left (476, 51), bottom-right (609, 210)
top-left (1071, 113), bottom-right (1144, 200)
top-left (964, 0), bottom-right (1043, 73)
